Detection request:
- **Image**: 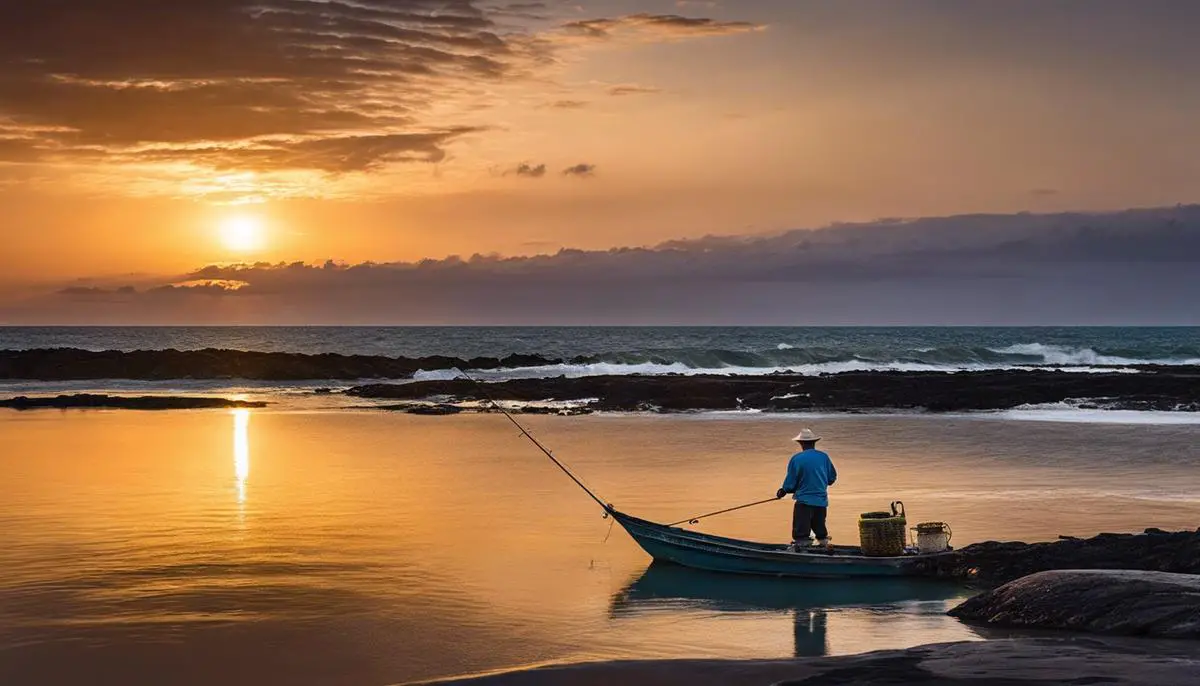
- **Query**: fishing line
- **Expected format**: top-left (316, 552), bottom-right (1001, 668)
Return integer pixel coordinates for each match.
top-left (455, 368), bottom-right (612, 513)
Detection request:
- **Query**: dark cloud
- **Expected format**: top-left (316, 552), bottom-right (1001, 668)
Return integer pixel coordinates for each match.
top-left (57, 285), bottom-right (136, 297)
top-left (108, 129), bottom-right (481, 173)
top-left (147, 282), bottom-right (249, 296)
top-left (563, 13), bottom-right (764, 39)
top-left (23, 205), bottom-right (1200, 325)
top-left (0, 2), bottom-right (764, 186)
top-left (54, 285), bottom-right (139, 304)
top-left (511, 162), bottom-right (547, 178)
top-left (496, 2), bottom-right (546, 10)
top-left (485, 1), bottom-right (549, 20)
top-left (56, 280), bottom-right (248, 298)
top-left (546, 100), bottom-right (590, 109)
top-left (607, 85), bottom-right (661, 96)
top-left (562, 163), bottom-right (596, 177)
top-left (0, 1), bottom-right (527, 176)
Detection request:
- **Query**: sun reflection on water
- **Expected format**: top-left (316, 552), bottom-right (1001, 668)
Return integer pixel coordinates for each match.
top-left (233, 409), bottom-right (250, 503)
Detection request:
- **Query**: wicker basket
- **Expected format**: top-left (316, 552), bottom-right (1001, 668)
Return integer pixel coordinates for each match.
top-left (858, 509), bottom-right (907, 557)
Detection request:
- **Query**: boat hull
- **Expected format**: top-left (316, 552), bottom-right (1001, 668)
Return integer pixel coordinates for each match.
top-left (611, 510), bottom-right (948, 579)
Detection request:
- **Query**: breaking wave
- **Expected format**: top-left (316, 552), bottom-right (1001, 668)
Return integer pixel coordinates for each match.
top-left (984, 343), bottom-right (1200, 367)
top-left (995, 403), bottom-right (1200, 425)
top-left (416, 342), bottom-right (1198, 380)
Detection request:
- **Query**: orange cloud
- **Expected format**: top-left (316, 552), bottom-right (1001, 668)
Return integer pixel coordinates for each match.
top-left (0, 2), bottom-right (764, 202)
top-left (607, 85), bottom-right (662, 97)
top-left (562, 13), bottom-right (765, 40)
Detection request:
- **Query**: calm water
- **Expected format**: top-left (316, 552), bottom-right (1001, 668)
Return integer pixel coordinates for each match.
top-left (1, 410), bottom-right (1198, 685)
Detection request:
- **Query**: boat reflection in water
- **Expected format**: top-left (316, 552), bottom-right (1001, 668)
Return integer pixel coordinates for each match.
top-left (611, 562), bottom-right (974, 657)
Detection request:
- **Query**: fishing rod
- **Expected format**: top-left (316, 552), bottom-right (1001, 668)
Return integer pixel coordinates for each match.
top-left (668, 496), bottom-right (779, 527)
top-left (457, 369), bottom-right (775, 527)
top-left (456, 369), bottom-right (611, 512)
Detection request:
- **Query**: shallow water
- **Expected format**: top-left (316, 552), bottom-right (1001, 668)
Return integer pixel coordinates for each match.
top-left (0, 410), bottom-right (1197, 685)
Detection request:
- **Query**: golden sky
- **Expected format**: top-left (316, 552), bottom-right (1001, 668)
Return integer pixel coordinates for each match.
top-left (2, 1), bottom-right (1199, 323)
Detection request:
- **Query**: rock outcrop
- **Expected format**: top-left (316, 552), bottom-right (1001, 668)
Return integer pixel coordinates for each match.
top-left (348, 369), bottom-right (1200, 413)
top-left (950, 570), bottom-right (1200, 638)
top-left (0, 394), bottom-right (267, 410)
top-left (0, 348), bottom-right (558, 381)
top-left (917, 528), bottom-right (1200, 586)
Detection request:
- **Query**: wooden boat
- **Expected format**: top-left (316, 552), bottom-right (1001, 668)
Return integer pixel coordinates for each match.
top-left (610, 509), bottom-right (954, 579)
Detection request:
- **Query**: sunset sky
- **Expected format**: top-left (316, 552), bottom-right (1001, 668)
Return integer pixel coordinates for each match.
top-left (3, 1), bottom-right (1199, 324)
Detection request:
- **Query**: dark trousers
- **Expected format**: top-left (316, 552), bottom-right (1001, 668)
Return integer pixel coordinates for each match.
top-left (792, 502), bottom-right (829, 542)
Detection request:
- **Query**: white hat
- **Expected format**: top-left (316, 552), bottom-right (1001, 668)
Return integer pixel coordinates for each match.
top-left (792, 428), bottom-right (821, 442)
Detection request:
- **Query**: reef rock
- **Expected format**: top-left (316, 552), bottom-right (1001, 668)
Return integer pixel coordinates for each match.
top-left (950, 569), bottom-right (1200, 638)
top-left (347, 369), bottom-right (1200, 413)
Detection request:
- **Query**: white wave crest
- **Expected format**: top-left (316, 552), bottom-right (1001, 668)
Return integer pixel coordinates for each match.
top-left (412, 368), bottom-right (474, 382)
top-left (425, 360), bottom-right (1135, 381)
top-left (996, 402), bottom-right (1200, 425)
top-left (988, 342), bottom-right (1200, 366)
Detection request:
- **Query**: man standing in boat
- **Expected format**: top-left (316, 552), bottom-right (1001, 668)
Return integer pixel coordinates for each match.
top-left (776, 428), bottom-right (837, 550)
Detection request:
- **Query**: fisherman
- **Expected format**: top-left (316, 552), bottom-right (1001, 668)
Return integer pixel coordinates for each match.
top-left (776, 428), bottom-right (837, 550)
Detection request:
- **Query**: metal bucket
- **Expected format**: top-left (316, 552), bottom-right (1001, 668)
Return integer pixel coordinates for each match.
top-left (913, 521), bottom-right (952, 553)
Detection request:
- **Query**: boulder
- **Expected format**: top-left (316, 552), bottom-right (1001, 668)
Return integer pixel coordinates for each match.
top-left (950, 570), bottom-right (1200, 638)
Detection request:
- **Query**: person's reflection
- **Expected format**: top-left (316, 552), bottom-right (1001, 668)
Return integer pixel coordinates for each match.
top-left (793, 609), bottom-right (828, 657)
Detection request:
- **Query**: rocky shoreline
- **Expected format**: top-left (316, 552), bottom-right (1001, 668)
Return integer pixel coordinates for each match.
top-left (347, 369), bottom-right (1200, 413)
top-left (5, 348), bottom-right (1200, 413)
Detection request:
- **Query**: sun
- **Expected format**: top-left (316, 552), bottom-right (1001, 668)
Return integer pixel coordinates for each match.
top-left (218, 215), bottom-right (266, 252)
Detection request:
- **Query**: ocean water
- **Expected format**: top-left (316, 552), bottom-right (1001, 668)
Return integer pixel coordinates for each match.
top-left (1, 409), bottom-right (1197, 685)
top-left (4, 326), bottom-right (1200, 424)
top-left (5, 326), bottom-right (1200, 424)
top-left (2, 326), bottom-right (1199, 375)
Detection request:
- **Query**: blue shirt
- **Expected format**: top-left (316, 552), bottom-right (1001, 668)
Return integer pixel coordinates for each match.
top-left (780, 449), bottom-right (837, 507)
